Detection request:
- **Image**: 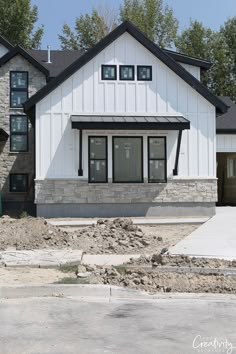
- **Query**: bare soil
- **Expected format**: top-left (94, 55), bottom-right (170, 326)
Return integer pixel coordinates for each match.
top-left (0, 216), bottom-right (197, 254)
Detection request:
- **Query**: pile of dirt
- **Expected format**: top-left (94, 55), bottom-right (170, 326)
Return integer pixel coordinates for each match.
top-left (0, 216), bottom-right (197, 254)
top-left (79, 264), bottom-right (236, 294)
top-left (127, 254), bottom-right (236, 269)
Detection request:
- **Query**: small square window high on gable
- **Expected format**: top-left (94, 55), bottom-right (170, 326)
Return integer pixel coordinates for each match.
top-left (120, 66), bottom-right (134, 80)
top-left (137, 66), bottom-right (152, 81)
top-left (10, 71), bottom-right (28, 108)
top-left (101, 65), bottom-right (117, 80)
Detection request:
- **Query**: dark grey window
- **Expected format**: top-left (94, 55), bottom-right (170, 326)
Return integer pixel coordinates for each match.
top-left (137, 66), bottom-right (152, 81)
top-left (148, 137), bottom-right (166, 182)
top-left (10, 116), bottom-right (28, 152)
top-left (120, 65), bottom-right (134, 80)
top-left (9, 174), bottom-right (28, 192)
top-left (101, 65), bottom-right (117, 80)
top-left (10, 71), bottom-right (28, 108)
top-left (89, 137), bottom-right (107, 183)
top-left (113, 137), bottom-right (143, 183)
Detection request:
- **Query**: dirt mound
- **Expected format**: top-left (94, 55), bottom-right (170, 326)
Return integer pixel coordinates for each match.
top-left (0, 216), bottom-right (196, 254)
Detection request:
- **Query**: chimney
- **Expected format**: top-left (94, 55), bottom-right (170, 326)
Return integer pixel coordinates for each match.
top-left (47, 45), bottom-right (52, 64)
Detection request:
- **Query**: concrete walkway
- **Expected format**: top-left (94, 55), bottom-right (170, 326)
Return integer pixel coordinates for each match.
top-left (170, 207), bottom-right (236, 261)
top-left (48, 216), bottom-right (208, 227)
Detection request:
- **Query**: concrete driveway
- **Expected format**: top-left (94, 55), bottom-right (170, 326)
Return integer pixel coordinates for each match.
top-left (170, 207), bottom-right (236, 260)
top-left (1, 295), bottom-right (236, 354)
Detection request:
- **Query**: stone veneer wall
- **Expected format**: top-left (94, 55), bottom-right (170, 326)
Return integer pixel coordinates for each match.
top-left (35, 178), bottom-right (217, 204)
top-left (0, 55), bottom-right (46, 213)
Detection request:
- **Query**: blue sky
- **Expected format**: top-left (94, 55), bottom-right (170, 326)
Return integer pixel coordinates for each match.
top-left (32, 0), bottom-right (236, 49)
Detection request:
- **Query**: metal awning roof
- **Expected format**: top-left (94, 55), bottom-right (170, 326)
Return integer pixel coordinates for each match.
top-left (0, 128), bottom-right (9, 141)
top-left (71, 115), bottom-right (190, 130)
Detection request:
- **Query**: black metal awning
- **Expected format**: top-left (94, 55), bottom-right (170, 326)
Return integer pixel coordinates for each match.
top-left (0, 128), bottom-right (9, 141)
top-left (71, 115), bottom-right (190, 130)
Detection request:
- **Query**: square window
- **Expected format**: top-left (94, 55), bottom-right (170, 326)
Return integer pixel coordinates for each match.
top-left (120, 66), bottom-right (134, 80)
top-left (148, 137), bottom-right (166, 182)
top-left (10, 91), bottom-right (28, 108)
top-left (101, 65), bottom-right (117, 80)
top-left (10, 174), bottom-right (28, 192)
top-left (10, 116), bottom-right (28, 152)
top-left (11, 72), bottom-right (28, 89)
top-left (89, 136), bottom-right (107, 183)
top-left (10, 71), bottom-right (28, 108)
top-left (137, 66), bottom-right (152, 81)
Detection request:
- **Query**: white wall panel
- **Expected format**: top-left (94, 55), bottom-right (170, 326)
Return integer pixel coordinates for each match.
top-left (180, 63), bottom-right (201, 80)
top-left (36, 32), bottom-right (216, 179)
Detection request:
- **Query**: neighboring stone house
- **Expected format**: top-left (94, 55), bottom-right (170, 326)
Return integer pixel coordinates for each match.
top-left (23, 21), bottom-right (228, 218)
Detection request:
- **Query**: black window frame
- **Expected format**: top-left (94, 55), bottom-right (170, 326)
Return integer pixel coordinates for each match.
top-left (137, 65), bottom-right (152, 81)
top-left (119, 65), bottom-right (135, 81)
top-left (88, 136), bottom-right (108, 183)
top-left (112, 136), bottom-right (144, 183)
top-left (10, 71), bottom-right (29, 108)
top-left (10, 115), bottom-right (28, 152)
top-left (101, 65), bottom-right (117, 81)
top-left (148, 136), bottom-right (167, 183)
top-left (9, 173), bottom-right (28, 193)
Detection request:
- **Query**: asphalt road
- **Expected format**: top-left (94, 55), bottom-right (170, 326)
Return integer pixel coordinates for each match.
top-left (0, 295), bottom-right (236, 354)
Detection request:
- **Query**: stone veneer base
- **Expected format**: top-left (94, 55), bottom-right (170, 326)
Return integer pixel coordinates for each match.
top-left (37, 202), bottom-right (215, 218)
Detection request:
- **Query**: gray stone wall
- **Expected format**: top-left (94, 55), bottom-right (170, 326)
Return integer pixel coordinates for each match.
top-left (35, 178), bottom-right (217, 204)
top-left (0, 54), bottom-right (46, 212)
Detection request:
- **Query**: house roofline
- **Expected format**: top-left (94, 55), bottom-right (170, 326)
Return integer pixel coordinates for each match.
top-left (0, 35), bottom-right (14, 50)
top-left (23, 20), bottom-right (228, 114)
top-left (163, 49), bottom-right (212, 70)
top-left (0, 45), bottom-right (50, 76)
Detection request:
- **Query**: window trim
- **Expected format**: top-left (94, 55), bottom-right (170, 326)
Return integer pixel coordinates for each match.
top-left (9, 173), bottom-right (28, 193)
top-left (112, 136), bottom-right (144, 183)
top-left (101, 65), bottom-right (117, 81)
top-left (10, 115), bottom-right (28, 152)
top-left (119, 65), bottom-right (135, 81)
top-left (148, 136), bottom-right (167, 183)
top-left (137, 65), bottom-right (152, 81)
top-left (10, 71), bottom-right (29, 108)
top-left (88, 136), bottom-right (108, 183)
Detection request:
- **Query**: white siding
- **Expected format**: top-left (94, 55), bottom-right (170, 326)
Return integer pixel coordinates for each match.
top-left (0, 44), bottom-right (8, 58)
top-left (36, 32), bottom-right (216, 179)
top-left (180, 63), bottom-right (201, 81)
top-left (217, 135), bottom-right (236, 152)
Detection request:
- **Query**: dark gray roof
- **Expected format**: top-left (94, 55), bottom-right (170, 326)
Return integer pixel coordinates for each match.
top-left (216, 97), bottom-right (236, 133)
top-left (164, 49), bottom-right (211, 70)
top-left (0, 128), bottom-right (9, 141)
top-left (27, 49), bottom-right (84, 78)
top-left (71, 115), bottom-right (190, 130)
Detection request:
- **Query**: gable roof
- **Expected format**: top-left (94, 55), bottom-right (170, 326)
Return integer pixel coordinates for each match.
top-left (164, 49), bottom-right (211, 70)
top-left (0, 35), bottom-right (13, 50)
top-left (216, 97), bottom-right (236, 133)
top-left (0, 45), bottom-right (49, 76)
top-left (23, 21), bottom-right (228, 114)
top-left (27, 49), bottom-right (84, 78)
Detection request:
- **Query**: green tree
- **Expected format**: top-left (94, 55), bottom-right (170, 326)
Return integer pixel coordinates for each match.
top-left (120, 0), bottom-right (178, 48)
top-left (176, 20), bottom-right (236, 101)
top-left (0, 0), bottom-right (43, 49)
top-left (59, 6), bottom-right (118, 50)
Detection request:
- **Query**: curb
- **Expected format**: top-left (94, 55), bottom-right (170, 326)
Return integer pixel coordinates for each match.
top-left (1, 284), bottom-right (236, 301)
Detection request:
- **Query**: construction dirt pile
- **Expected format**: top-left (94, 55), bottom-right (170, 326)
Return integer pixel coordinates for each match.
top-left (0, 216), bottom-right (197, 254)
top-left (76, 255), bottom-right (236, 294)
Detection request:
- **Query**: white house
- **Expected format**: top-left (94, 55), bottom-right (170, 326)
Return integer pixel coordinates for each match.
top-left (24, 21), bottom-right (228, 218)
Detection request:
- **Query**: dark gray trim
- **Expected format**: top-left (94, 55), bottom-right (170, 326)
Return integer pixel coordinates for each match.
top-left (23, 21), bottom-right (228, 114)
top-left (0, 35), bottom-right (14, 50)
top-left (173, 130), bottom-right (183, 176)
top-left (72, 121), bottom-right (190, 131)
top-left (164, 49), bottom-right (212, 70)
top-left (112, 136), bottom-right (144, 183)
top-left (148, 136), bottom-right (167, 183)
top-left (0, 46), bottom-right (49, 76)
top-left (88, 136), bottom-right (108, 183)
top-left (217, 130), bottom-right (236, 134)
top-left (78, 130), bottom-right (83, 176)
top-left (0, 128), bottom-right (9, 140)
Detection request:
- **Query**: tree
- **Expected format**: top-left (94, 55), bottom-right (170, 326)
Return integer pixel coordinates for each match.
top-left (120, 0), bottom-right (178, 48)
top-left (176, 20), bottom-right (236, 101)
top-left (59, 6), bottom-right (118, 50)
top-left (0, 0), bottom-right (43, 49)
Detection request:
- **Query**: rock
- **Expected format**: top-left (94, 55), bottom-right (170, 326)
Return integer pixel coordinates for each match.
top-left (77, 272), bottom-right (92, 278)
top-left (135, 231), bottom-right (144, 238)
top-left (48, 230), bottom-right (53, 235)
top-left (157, 236), bottom-right (163, 242)
top-left (43, 235), bottom-right (52, 240)
top-left (141, 240), bottom-right (150, 246)
top-left (160, 247), bottom-right (168, 255)
top-left (126, 225), bottom-right (137, 232)
top-left (77, 265), bottom-right (87, 273)
top-left (97, 219), bottom-right (104, 225)
top-left (119, 240), bottom-right (129, 246)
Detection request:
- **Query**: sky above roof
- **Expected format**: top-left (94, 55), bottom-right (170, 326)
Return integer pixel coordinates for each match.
top-left (32, 0), bottom-right (236, 49)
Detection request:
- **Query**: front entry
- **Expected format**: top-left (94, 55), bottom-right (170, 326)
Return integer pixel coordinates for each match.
top-left (217, 152), bottom-right (236, 205)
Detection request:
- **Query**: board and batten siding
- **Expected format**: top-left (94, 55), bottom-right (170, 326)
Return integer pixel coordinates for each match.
top-left (217, 135), bottom-right (236, 152)
top-left (35, 32), bottom-right (216, 180)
